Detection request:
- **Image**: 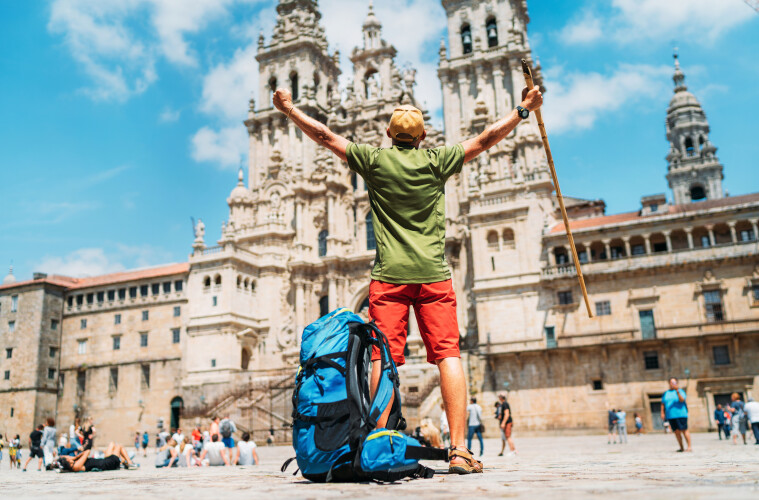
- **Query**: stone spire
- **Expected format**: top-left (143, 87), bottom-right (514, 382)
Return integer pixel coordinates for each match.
top-left (3, 265), bottom-right (16, 285)
top-left (665, 49), bottom-right (724, 204)
top-left (362, 1), bottom-right (382, 50)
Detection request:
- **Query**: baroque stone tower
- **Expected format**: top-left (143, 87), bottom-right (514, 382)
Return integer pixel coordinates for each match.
top-left (666, 51), bottom-right (724, 205)
top-left (437, 0), bottom-right (554, 352)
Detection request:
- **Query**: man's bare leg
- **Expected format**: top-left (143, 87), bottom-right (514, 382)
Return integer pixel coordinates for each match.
top-left (682, 430), bottom-right (692, 451)
top-left (437, 357), bottom-right (469, 465)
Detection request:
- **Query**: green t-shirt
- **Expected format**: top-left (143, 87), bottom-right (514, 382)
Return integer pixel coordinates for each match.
top-left (346, 142), bottom-right (465, 284)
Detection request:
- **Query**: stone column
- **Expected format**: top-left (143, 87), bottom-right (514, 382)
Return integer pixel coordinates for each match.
top-left (548, 247), bottom-right (556, 267)
top-left (585, 244), bottom-right (592, 263)
top-left (457, 71), bottom-right (470, 126)
top-left (328, 275), bottom-right (337, 311)
top-left (663, 230), bottom-right (672, 253)
top-left (706, 224), bottom-right (715, 246)
top-left (492, 66), bottom-right (505, 117)
top-left (684, 227), bottom-right (694, 249)
top-left (728, 221), bottom-right (737, 243)
top-left (294, 201), bottom-right (302, 242)
top-left (750, 218), bottom-right (759, 241)
top-left (295, 280), bottom-right (305, 346)
top-left (643, 234), bottom-right (652, 255)
top-left (622, 236), bottom-right (631, 258)
top-left (327, 195), bottom-right (335, 235)
top-left (564, 245), bottom-right (571, 265)
top-left (602, 239), bottom-right (611, 260)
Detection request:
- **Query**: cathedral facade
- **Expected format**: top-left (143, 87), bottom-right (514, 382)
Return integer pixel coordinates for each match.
top-left (1, 0), bottom-right (757, 443)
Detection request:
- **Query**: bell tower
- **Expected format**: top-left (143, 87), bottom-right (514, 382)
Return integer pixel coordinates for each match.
top-left (665, 50), bottom-right (724, 205)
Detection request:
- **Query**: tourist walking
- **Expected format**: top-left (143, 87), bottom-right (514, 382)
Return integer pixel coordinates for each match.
top-left (10, 435), bottom-right (21, 468)
top-left (616, 409), bottom-right (628, 444)
top-left (0, 433), bottom-right (4, 466)
top-left (272, 79), bottom-right (543, 475)
top-left (714, 404), bottom-right (726, 439)
top-left (497, 393), bottom-right (516, 456)
top-left (22, 424), bottom-right (45, 471)
top-left (219, 415), bottom-right (237, 459)
top-left (729, 393), bottom-right (748, 445)
top-left (466, 397), bottom-right (484, 456)
top-left (141, 431), bottom-right (149, 457)
top-left (744, 398), bottom-right (759, 445)
top-left (607, 408), bottom-right (618, 444)
top-left (661, 377), bottom-right (692, 452)
top-left (42, 418), bottom-right (57, 465)
top-left (634, 413), bottom-right (643, 435)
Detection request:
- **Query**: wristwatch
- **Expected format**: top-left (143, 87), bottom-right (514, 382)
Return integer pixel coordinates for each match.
top-left (516, 106), bottom-right (529, 119)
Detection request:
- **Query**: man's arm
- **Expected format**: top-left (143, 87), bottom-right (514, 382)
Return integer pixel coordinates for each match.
top-left (501, 408), bottom-right (510, 428)
top-left (677, 389), bottom-right (685, 403)
top-left (461, 86), bottom-right (543, 163)
top-left (273, 89), bottom-right (350, 162)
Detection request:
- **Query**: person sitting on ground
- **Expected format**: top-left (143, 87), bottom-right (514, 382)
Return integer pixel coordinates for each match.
top-left (80, 418), bottom-right (96, 451)
top-left (171, 428), bottom-right (185, 445)
top-left (22, 424), bottom-right (45, 471)
top-left (199, 434), bottom-right (228, 466)
top-left (419, 418), bottom-right (443, 449)
top-left (155, 438), bottom-right (178, 468)
top-left (56, 442), bottom-right (137, 472)
top-left (235, 432), bottom-right (259, 466)
top-left (272, 80), bottom-right (543, 474)
top-left (176, 436), bottom-right (197, 467)
top-left (209, 417), bottom-right (220, 441)
top-left (58, 435), bottom-right (80, 457)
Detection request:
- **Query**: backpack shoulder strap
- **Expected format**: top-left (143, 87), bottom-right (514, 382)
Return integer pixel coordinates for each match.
top-left (405, 445), bottom-right (449, 462)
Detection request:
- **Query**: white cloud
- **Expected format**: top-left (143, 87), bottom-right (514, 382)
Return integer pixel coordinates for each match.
top-left (159, 107), bottom-right (181, 122)
top-left (560, 12), bottom-right (602, 45)
top-left (47, 0), bottom-right (250, 101)
top-left (542, 64), bottom-right (671, 134)
top-left (36, 244), bottom-right (175, 277)
top-left (37, 248), bottom-right (126, 277)
top-left (191, 125), bottom-right (247, 168)
top-left (200, 44), bottom-right (259, 120)
top-left (560, 0), bottom-right (755, 46)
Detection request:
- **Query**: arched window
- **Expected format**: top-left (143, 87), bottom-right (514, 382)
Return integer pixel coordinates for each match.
top-left (170, 396), bottom-right (183, 431)
top-left (241, 348), bottom-right (251, 370)
top-left (243, 278), bottom-right (250, 290)
top-left (487, 231), bottom-right (499, 251)
top-left (290, 72), bottom-right (299, 100)
top-left (318, 230), bottom-right (328, 257)
top-left (214, 274), bottom-right (222, 286)
top-left (690, 184), bottom-right (706, 201)
top-left (461, 24), bottom-right (472, 54)
top-left (313, 70), bottom-right (320, 92)
top-left (203, 276), bottom-right (211, 288)
top-left (250, 280), bottom-right (256, 292)
top-left (237, 275), bottom-right (242, 288)
top-left (364, 68), bottom-right (378, 99)
top-left (502, 228), bottom-right (515, 249)
top-left (268, 76), bottom-right (277, 106)
top-left (684, 137), bottom-right (694, 156)
top-left (351, 172), bottom-right (358, 191)
top-left (486, 18), bottom-right (498, 47)
top-left (359, 297), bottom-right (370, 315)
top-left (319, 296), bottom-right (329, 317)
top-left (366, 212), bottom-right (376, 251)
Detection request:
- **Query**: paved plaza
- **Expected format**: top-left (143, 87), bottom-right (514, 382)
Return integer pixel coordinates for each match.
top-left (1, 433), bottom-right (757, 499)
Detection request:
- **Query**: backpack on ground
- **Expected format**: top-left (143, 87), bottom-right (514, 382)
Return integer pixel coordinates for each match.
top-left (282, 308), bottom-right (448, 482)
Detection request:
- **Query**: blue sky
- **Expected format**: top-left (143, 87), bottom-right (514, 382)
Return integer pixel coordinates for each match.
top-left (1, 0), bottom-right (758, 280)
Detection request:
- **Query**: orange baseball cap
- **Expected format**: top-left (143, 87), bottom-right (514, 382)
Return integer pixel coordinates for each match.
top-left (388, 105), bottom-right (424, 143)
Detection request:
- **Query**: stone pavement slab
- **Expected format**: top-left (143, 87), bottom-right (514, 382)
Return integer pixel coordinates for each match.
top-left (1, 433), bottom-right (757, 499)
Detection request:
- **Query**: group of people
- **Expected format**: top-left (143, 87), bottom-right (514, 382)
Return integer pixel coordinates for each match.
top-left (153, 416), bottom-right (259, 468)
top-left (607, 409), bottom-right (644, 444)
top-left (714, 394), bottom-right (759, 445)
top-left (0, 416), bottom-right (137, 473)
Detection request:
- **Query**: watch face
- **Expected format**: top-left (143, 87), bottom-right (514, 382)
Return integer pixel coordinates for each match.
top-left (519, 108), bottom-right (529, 119)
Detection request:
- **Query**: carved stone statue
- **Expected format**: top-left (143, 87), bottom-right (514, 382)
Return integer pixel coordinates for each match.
top-left (194, 219), bottom-right (205, 243)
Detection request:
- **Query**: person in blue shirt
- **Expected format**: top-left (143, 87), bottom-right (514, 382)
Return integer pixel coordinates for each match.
top-left (660, 377), bottom-right (692, 452)
top-left (714, 404), bottom-right (726, 440)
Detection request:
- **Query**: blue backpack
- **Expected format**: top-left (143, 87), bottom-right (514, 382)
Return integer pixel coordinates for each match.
top-left (282, 308), bottom-right (448, 482)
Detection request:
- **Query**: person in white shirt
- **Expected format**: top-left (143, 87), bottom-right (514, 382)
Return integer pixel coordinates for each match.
top-left (171, 428), bottom-right (185, 446)
top-left (235, 432), bottom-right (259, 466)
top-left (199, 434), bottom-right (229, 466)
top-left (744, 398), bottom-right (759, 444)
top-left (466, 397), bottom-right (484, 456)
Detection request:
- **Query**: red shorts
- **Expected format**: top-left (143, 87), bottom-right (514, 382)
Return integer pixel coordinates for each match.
top-left (368, 279), bottom-right (460, 366)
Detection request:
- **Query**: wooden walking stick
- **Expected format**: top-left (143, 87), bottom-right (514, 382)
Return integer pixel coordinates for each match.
top-left (521, 59), bottom-right (593, 318)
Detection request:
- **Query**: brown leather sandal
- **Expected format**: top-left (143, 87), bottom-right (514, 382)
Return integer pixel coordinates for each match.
top-left (448, 446), bottom-right (484, 474)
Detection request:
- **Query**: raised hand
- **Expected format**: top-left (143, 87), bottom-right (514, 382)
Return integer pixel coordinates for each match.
top-left (520, 85), bottom-right (543, 111)
top-left (273, 88), bottom-right (293, 114)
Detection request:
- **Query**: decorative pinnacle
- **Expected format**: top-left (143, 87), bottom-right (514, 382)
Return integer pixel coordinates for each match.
top-left (672, 47), bottom-right (686, 92)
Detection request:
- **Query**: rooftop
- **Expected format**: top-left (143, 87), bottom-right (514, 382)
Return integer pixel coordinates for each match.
top-left (0, 262), bottom-right (189, 292)
top-left (550, 192), bottom-right (759, 234)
